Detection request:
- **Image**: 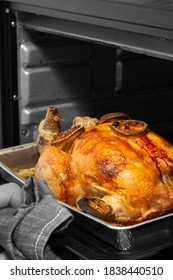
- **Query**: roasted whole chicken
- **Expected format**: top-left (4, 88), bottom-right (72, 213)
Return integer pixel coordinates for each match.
top-left (35, 107), bottom-right (173, 225)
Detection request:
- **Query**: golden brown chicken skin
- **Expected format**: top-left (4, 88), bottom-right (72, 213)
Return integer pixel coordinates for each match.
top-left (35, 108), bottom-right (173, 225)
top-left (67, 124), bottom-right (173, 223)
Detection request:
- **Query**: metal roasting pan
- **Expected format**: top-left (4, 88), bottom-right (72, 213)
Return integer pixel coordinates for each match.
top-left (0, 143), bottom-right (173, 251)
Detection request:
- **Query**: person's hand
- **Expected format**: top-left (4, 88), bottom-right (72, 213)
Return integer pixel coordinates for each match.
top-left (0, 182), bottom-right (23, 259)
top-left (0, 182), bottom-right (23, 208)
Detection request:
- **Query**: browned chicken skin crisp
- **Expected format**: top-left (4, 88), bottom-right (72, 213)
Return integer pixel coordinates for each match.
top-left (35, 107), bottom-right (173, 225)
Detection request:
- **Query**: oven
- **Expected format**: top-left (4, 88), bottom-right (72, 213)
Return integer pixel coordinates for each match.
top-left (1, 0), bottom-right (173, 259)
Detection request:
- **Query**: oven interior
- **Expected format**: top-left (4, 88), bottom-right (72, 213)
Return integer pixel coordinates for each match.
top-left (7, 11), bottom-right (173, 147)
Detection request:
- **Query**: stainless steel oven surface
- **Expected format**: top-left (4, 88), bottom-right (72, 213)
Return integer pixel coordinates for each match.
top-left (1, 0), bottom-right (173, 259)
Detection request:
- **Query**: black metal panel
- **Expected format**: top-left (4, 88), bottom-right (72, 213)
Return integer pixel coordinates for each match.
top-left (0, 2), bottom-right (3, 148)
top-left (61, 223), bottom-right (173, 260)
top-left (0, 4), bottom-right (19, 147)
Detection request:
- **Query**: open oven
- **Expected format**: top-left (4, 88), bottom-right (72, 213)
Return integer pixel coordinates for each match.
top-left (1, 0), bottom-right (173, 259)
